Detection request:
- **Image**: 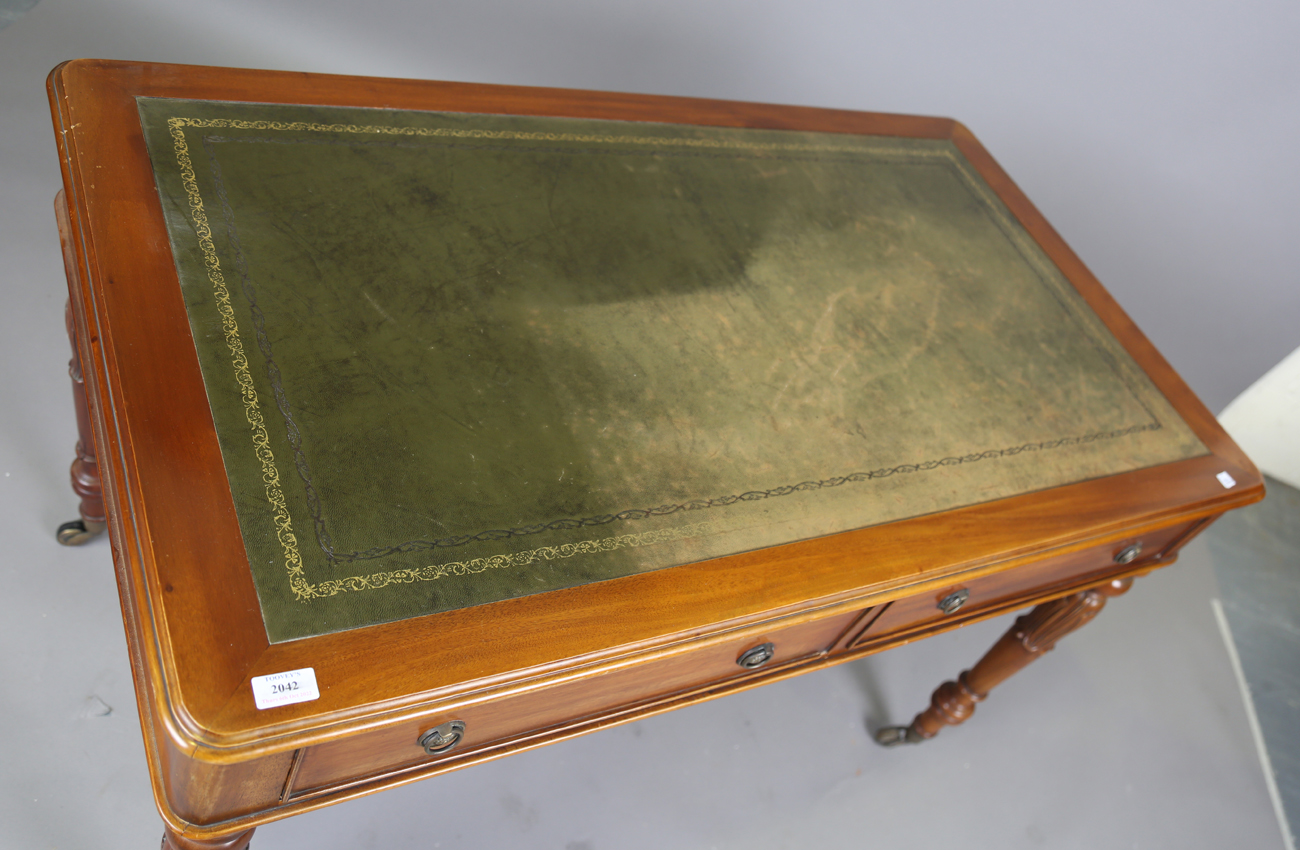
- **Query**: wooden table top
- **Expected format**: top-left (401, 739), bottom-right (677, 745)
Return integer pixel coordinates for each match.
top-left (48, 59), bottom-right (1262, 764)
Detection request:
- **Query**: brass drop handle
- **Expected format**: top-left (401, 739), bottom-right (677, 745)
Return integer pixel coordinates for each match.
top-left (937, 589), bottom-right (969, 615)
top-left (418, 720), bottom-right (466, 755)
top-left (1114, 543), bottom-right (1143, 564)
top-left (737, 642), bottom-right (775, 670)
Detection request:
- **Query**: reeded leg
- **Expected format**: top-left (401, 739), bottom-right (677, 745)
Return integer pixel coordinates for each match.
top-left (161, 825), bottom-right (255, 850)
top-left (875, 577), bottom-right (1134, 746)
top-left (57, 297), bottom-right (107, 545)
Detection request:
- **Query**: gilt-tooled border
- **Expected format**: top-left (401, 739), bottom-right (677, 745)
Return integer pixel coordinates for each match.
top-left (169, 118), bottom-right (313, 600)
top-left (167, 114), bottom-right (1166, 603)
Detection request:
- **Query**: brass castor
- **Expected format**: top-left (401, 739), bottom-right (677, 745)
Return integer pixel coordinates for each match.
top-left (56, 518), bottom-right (106, 546)
top-left (873, 724), bottom-right (925, 747)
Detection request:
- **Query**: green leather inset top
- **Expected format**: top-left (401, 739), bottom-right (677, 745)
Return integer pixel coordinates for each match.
top-left (137, 97), bottom-right (1205, 643)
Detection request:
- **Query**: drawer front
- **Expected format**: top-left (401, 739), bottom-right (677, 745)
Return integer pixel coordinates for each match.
top-left (848, 521), bottom-right (1197, 648)
top-left (291, 608), bottom-right (861, 796)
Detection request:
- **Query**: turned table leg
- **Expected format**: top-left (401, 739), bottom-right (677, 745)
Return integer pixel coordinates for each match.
top-left (56, 297), bottom-right (107, 546)
top-left (161, 825), bottom-right (255, 850)
top-left (875, 577), bottom-right (1134, 746)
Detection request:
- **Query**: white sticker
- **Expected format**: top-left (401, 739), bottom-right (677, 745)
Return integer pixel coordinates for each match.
top-left (1216, 471), bottom-right (1237, 489)
top-left (251, 667), bottom-right (320, 710)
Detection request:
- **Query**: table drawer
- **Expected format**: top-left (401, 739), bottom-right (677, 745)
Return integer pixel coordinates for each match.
top-left (848, 520), bottom-right (1198, 648)
top-left (290, 608), bottom-right (861, 797)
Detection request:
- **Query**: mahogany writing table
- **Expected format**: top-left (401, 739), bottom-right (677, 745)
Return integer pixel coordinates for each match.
top-left (47, 59), bottom-right (1263, 849)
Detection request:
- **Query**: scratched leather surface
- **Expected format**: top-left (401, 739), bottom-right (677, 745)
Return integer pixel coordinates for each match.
top-left (137, 97), bottom-right (1205, 642)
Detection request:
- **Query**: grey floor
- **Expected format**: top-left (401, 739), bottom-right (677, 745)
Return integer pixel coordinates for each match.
top-left (2, 1), bottom-right (1297, 848)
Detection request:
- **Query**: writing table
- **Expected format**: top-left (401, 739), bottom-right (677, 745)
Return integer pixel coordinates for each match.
top-left (47, 59), bottom-right (1263, 849)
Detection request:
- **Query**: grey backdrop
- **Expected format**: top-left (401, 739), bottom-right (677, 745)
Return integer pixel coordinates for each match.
top-left (1, 1), bottom-right (1295, 849)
